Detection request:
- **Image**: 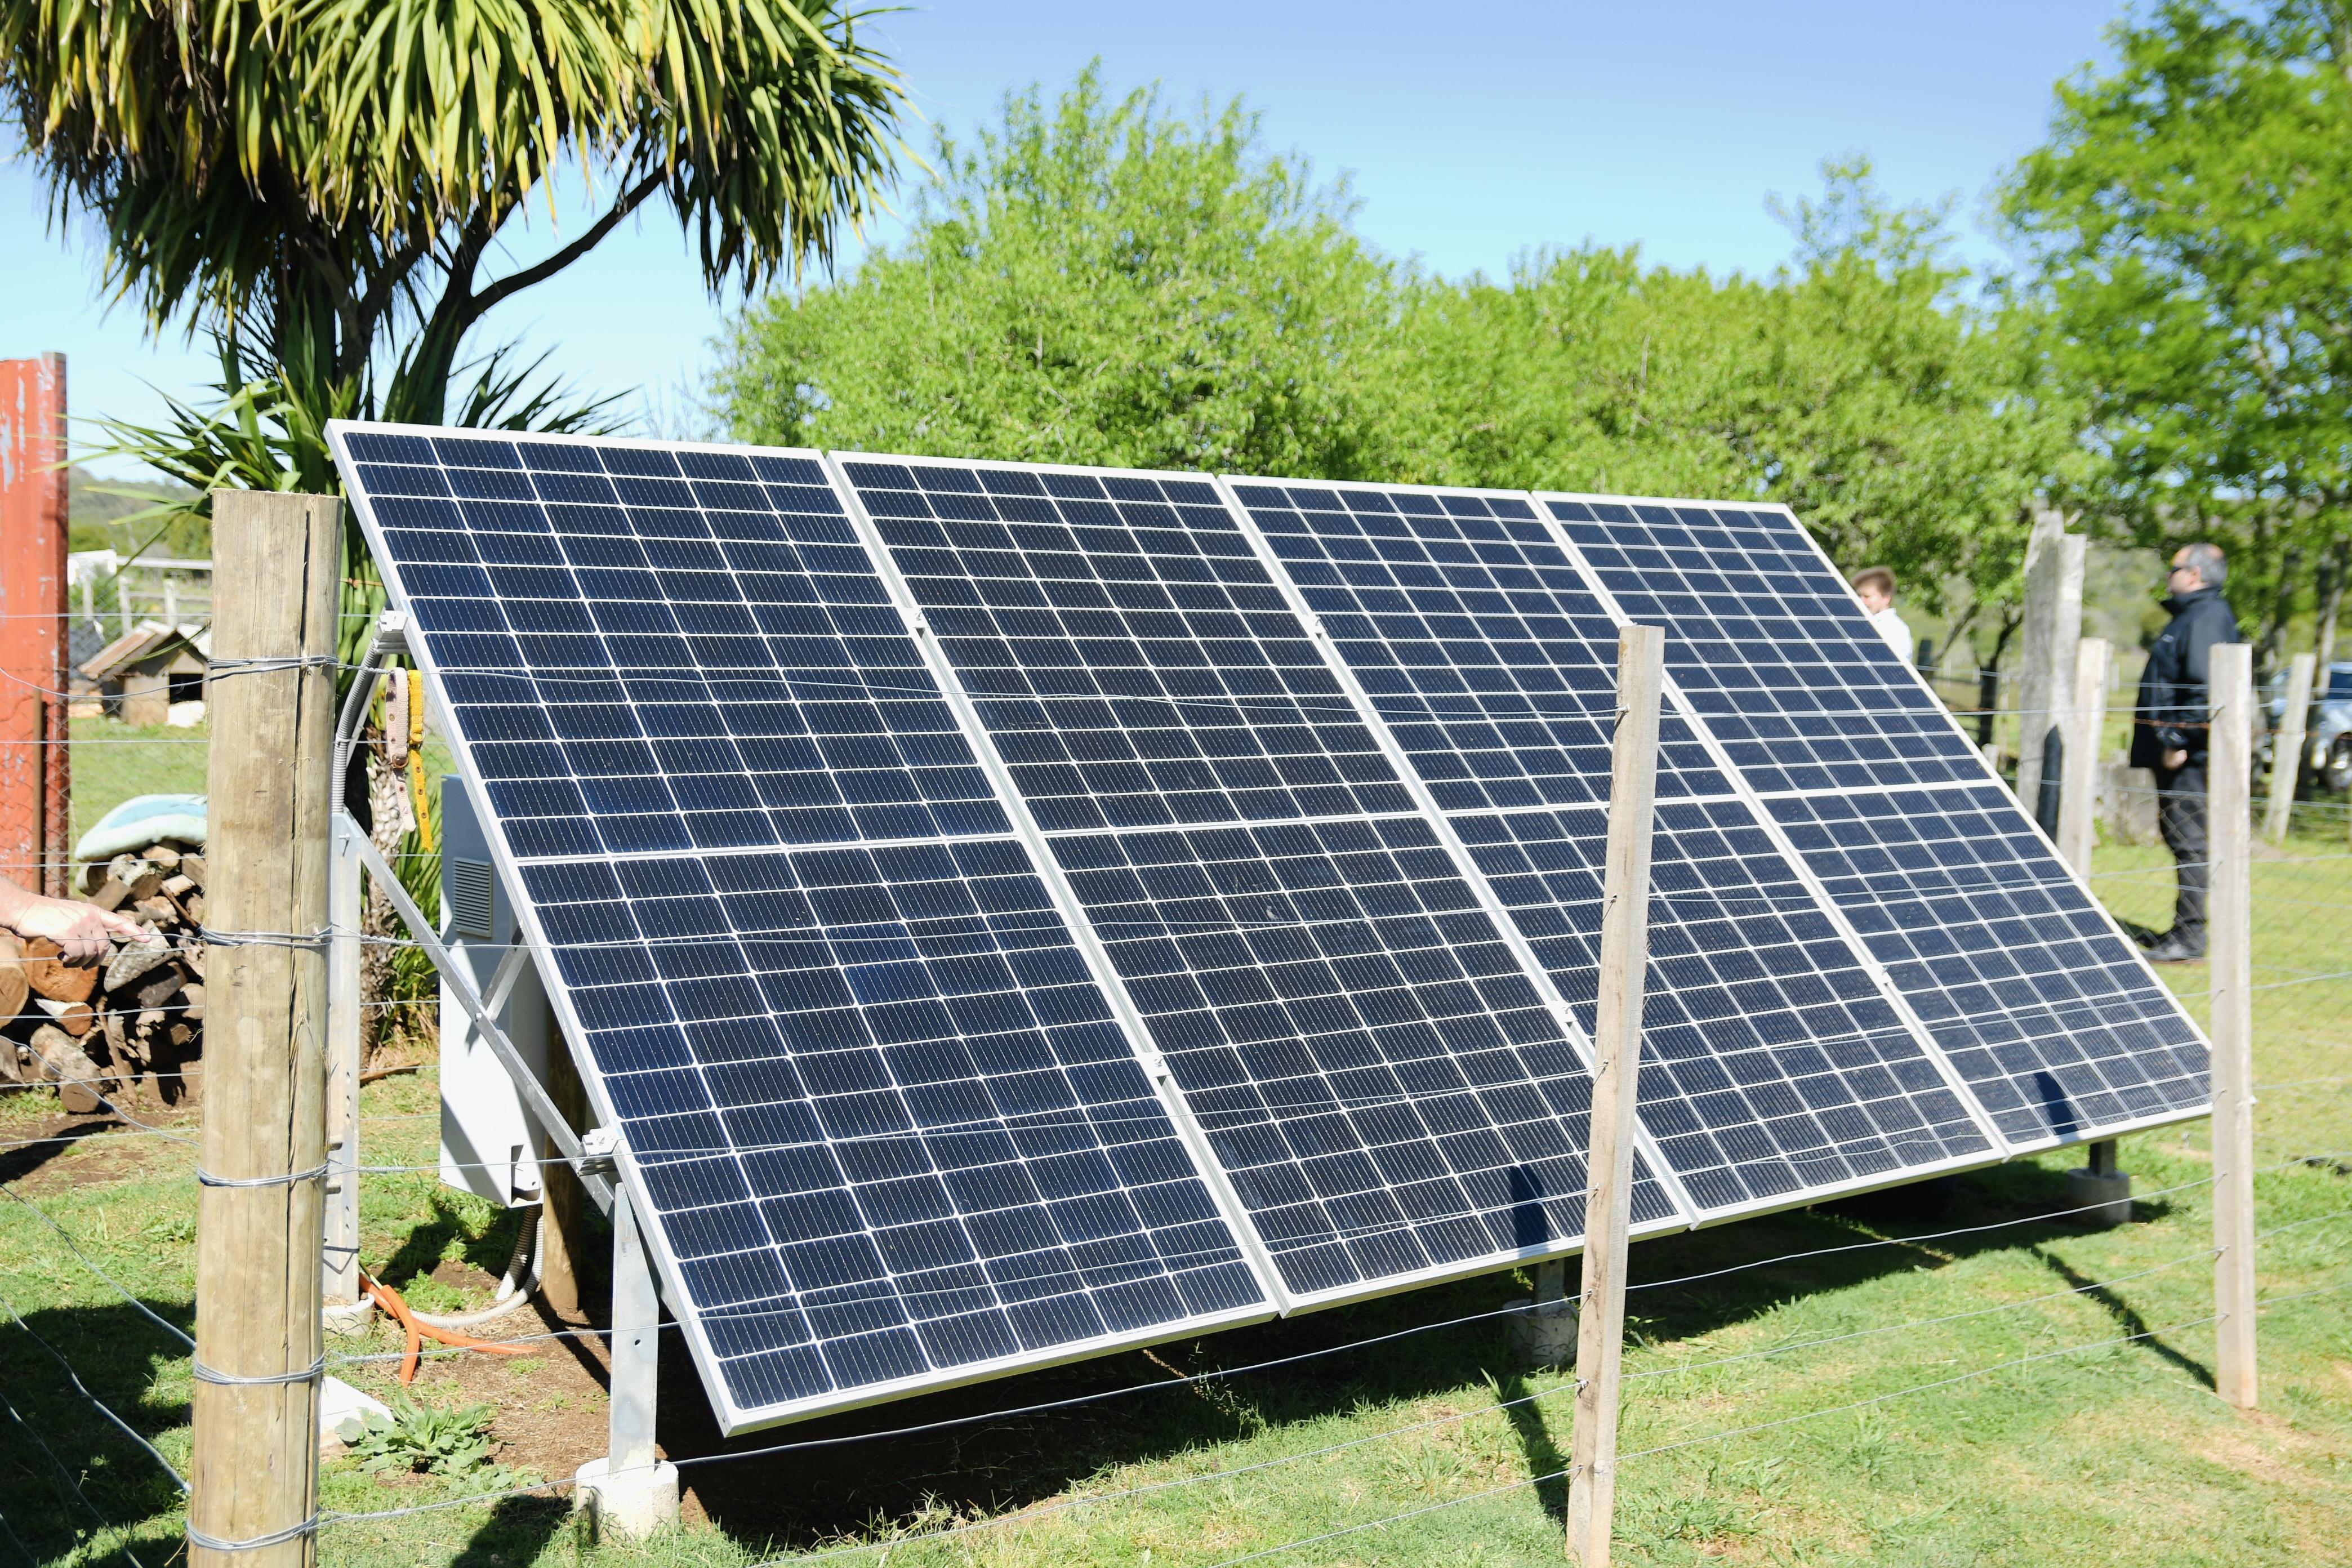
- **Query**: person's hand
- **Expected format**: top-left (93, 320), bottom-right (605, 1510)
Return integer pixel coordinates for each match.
top-left (6, 895), bottom-right (153, 964)
top-left (2163, 748), bottom-right (2188, 770)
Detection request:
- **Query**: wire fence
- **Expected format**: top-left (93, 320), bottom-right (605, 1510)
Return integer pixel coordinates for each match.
top-left (2, 661), bottom-right (2349, 1565)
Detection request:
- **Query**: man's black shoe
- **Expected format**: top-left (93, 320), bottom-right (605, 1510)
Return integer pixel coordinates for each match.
top-left (2144, 933), bottom-right (2206, 964)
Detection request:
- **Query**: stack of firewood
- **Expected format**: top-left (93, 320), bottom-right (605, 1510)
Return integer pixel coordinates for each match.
top-left (0, 840), bottom-right (208, 1112)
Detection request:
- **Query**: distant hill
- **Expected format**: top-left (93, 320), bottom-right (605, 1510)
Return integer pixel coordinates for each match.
top-left (68, 467), bottom-right (206, 559)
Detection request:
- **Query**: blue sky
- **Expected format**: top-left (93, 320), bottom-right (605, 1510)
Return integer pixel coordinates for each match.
top-left (3, 1), bottom-right (2125, 472)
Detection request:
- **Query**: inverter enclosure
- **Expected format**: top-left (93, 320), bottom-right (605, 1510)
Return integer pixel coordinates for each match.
top-left (439, 776), bottom-right (551, 1206)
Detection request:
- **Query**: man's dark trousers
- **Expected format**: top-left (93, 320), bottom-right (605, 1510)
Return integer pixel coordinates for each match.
top-left (2155, 761), bottom-right (2209, 947)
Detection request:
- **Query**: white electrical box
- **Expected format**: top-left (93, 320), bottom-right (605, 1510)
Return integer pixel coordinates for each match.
top-left (439, 777), bottom-right (550, 1206)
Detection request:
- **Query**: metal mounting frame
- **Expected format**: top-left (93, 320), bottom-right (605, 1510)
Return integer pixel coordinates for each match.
top-left (327, 611), bottom-right (614, 1222)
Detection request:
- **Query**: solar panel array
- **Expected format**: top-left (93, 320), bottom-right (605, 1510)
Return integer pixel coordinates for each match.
top-left (332, 424), bottom-right (2211, 1433)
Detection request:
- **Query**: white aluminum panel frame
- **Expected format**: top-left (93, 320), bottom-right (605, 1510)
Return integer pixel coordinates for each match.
top-left (830, 449), bottom-right (1682, 1313)
top-left (1533, 489), bottom-right (2212, 1157)
top-left (328, 421), bottom-right (1277, 1435)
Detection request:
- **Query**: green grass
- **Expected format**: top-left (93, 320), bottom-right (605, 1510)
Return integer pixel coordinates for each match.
top-left (3, 802), bottom-right (2347, 1566)
top-left (66, 718), bottom-right (210, 847)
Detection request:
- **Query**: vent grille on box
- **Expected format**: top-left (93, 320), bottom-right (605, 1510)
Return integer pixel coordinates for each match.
top-left (444, 857), bottom-right (493, 939)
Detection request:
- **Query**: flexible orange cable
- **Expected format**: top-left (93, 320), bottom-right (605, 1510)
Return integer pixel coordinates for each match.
top-left (360, 1272), bottom-right (533, 1385)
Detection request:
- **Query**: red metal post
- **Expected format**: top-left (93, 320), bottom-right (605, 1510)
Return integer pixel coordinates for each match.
top-left (0, 354), bottom-right (71, 896)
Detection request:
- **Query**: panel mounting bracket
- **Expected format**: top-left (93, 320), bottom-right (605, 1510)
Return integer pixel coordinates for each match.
top-left (333, 611), bottom-right (411, 787)
top-left (337, 812), bottom-right (614, 1214)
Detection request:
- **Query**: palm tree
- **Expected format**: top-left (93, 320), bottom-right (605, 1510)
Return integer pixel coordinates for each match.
top-left (5, 0), bottom-right (903, 424)
top-left (5, 0), bottom-right (906, 1048)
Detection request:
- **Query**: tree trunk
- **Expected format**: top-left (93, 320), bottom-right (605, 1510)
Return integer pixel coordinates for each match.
top-left (2317, 538), bottom-right (2348, 672)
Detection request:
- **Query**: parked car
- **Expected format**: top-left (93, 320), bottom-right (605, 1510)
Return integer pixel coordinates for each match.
top-left (2262, 660), bottom-right (2352, 794)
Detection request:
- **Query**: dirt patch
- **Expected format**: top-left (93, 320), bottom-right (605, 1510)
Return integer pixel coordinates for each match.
top-left (2198, 1426), bottom-right (2303, 1486)
top-left (429, 1257), bottom-right (505, 1295)
top-left (326, 1298), bottom-right (705, 1520)
top-left (3, 1112), bottom-right (190, 1196)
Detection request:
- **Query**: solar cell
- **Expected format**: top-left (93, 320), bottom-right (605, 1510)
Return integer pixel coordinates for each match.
top-left (335, 427), bottom-right (1273, 1431)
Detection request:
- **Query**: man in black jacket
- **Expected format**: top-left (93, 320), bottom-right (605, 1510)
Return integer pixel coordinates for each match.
top-left (2130, 542), bottom-right (2241, 962)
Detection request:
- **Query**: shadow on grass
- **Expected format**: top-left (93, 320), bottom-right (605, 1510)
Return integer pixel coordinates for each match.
top-left (1494, 1368), bottom-right (1567, 1524)
top-left (446, 1494), bottom-right (573, 1568)
top-left (2031, 1244), bottom-right (2214, 1389)
top-left (0, 1117), bottom-right (123, 1189)
top-left (374, 1193), bottom-right (536, 1298)
top-left (0, 1298), bottom-right (192, 1567)
top-left (558, 1160), bottom-right (2177, 1557)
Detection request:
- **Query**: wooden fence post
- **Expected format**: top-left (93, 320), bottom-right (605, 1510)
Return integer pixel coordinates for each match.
top-left (189, 492), bottom-right (340, 1567)
top-left (2017, 511), bottom-right (2084, 834)
top-left (1567, 625), bottom-right (1664, 1568)
top-left (2263, 652), bottom-right (2314, 844)
top-left (2058, 638), bottom-right (2111, 876)
top-left (2209, 642), bottom-right (2257, 1411)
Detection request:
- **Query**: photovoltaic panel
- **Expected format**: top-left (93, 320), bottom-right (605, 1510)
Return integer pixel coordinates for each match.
top-left (333, 425), bottom-right (1272, 1432)
top-left (1229, 481), bottom-right (1734, 805)
top-left (1535, 491), bottom-right (2211, 1151)
top-left (350, 430), bottom-right (1012, 853)
top-left (1049, 816), bottom-right (1681, 1300)
top-left (520, 841), bottom-right (1266, 1410)
top-left (839, 459), bottom-right (1412, 830)
top-left (1223, 478), bottom-right (1995, 1213)
top-left (1768, 785), bottom-right (2209, 1145)
top-left (1542, 498), bottom-right (1981, 795)
top-left (1451, 801), bottom-right (1992, 1209)
top-left (834, 456), bottom-right (1680, 1304)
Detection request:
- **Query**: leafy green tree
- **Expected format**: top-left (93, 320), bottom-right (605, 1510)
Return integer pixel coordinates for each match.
top-left (1386, 248), bottom-right (1759, 498)
top-left (1743, 163), bottom-right (2092, 635)
top-left (2002, 0), bottom-right (2352, 663)
top-left (716, 66), bottom-right (1405, 477)
top-left (1397, 161), bottom-right (2088, 633)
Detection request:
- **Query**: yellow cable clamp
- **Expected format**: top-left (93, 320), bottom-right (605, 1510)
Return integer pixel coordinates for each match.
top-left (407, 668), bottom-right (433, 853)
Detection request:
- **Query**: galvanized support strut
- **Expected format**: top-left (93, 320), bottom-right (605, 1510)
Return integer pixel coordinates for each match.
top-left (574, 1183), bottom-right (678, 1538)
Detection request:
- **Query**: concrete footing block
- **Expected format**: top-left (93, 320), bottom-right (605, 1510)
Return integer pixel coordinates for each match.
top-left (573, 1457), bottom-right (680, 1540)
top-left (1507, 1298), bottom-right (1579, 1369)
top-left (2064, 1165), bottom-right (2134, 1227)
